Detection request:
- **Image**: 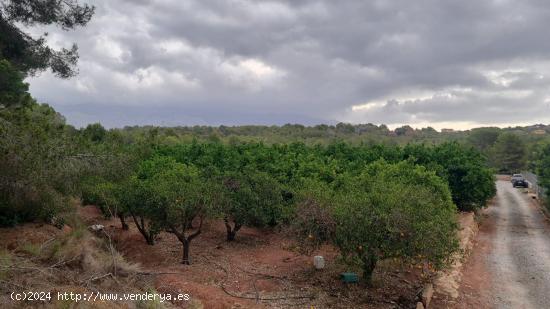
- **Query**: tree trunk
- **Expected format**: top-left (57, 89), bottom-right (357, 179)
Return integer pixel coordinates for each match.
top-left (224, 217), bottom-right (241, 242)
top-left (362, 253), bottom-right (378, 286)
top-left (227, 230), bottom-right (236, 241)
top-left (131, 214), bottom-right (154, 245)
top-left (119, 213), bottom-right (129, 230)
top-left (171, 217), bottom-right (203, 265)
top-left (182, 240), bottom-right (190, 265)
top-left (146, 234), bottom-right (155, 246)
top-left (224, 217), bottom-right (234, 241)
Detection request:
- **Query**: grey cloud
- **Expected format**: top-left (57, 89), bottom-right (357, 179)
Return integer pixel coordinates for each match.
top-left (26, 0), bottom-right (550, 128)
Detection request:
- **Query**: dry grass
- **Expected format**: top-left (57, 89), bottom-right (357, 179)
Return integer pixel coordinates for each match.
top-left (0, 223), bottom-right (172, 309)
top-left (45, 226), bottom-right (140, 277)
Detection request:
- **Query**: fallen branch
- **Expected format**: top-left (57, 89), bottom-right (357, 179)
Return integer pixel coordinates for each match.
top-left (40, 237), bottom-right (56, 252)
top-left (49, 257), bottom-right (78, 269)
top-left (136, 271), bottom-right (187, 276)
top-left (80, 272), bottom-right (115, 286)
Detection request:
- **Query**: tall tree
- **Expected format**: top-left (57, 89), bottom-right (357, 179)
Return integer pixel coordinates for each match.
top-left (0, 59), bottom-right (32, 107)
top-left (0, 0), bottom-right (94, 78)
top-left (467, 127), bottom-right (501, 152)
top-left (490, 132), bottom-right (527, 173)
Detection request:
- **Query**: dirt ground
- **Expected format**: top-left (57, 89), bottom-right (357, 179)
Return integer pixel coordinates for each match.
top-left (431, 209), bottom-right (494, 309)
top-left (0, 204), bottom-right (429, 309)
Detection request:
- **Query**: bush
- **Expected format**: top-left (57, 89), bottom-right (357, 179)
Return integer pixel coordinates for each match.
top-left (0, 71), bottom-right (79, 226)
top-left (432, 143), bottom-right (496, 211)
top-left (80, 177), bottom-right (129, 229)
top-left (333, 160), bottom-right (459, 284)
top-left (405, 142), bottom-right (496, 211)
top-left (535, 142), bottom-right (550, 200)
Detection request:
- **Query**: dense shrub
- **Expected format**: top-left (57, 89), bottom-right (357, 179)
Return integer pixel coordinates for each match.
top-left (404, 142), bottom-right (495, 211)
top-left (80, 178), bottom-right (129, 229)
top-left (0, 76), bottom-right (78, 226)
top-left (535, 142), bottom-right (550, 201)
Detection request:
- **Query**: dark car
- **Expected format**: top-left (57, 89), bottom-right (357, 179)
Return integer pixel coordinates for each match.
top-left (511, 174), bottom-right (528, 188)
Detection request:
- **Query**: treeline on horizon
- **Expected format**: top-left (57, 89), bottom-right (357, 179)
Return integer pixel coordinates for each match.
top-left (103, 120), bottom-right (549, 173)
top-left (113, 121), bottom-right (550, 146)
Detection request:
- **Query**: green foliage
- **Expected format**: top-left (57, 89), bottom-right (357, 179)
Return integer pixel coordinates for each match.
top-left (0, 0), bottom-right (94, 77)
top-left (0, 59), bottom-right (32, 108)
top-left (80, 178), bottom-right (124, 221)
top-left (333, 160), bottom-right (459, 284)
top-left (81, 122), bottom-right (107, 142)
top-left (467, 127), bottom-right (501, 151)
top-left (118, 176), bottom-right (162, 245)
top-left (405, 142), bottom-right (496, 211)
top-left (157, 166), bottom-right (222, 264)
top-left (156, 140), bottom-right (495, 214)
top-left (534, 142), bottom-right (550, 200)
top-left (221, 170), bottom-right (284, 241)
top-left (434, 143), bottom-right (496, 211)
top-left (490, 132), bottom-right (527, 173)
top-left (121, 156), bottom-right (221, 263)
top-left (290, 179), bottom-right (336, 253)
top-left (0, 81), bottom-right (80, 225)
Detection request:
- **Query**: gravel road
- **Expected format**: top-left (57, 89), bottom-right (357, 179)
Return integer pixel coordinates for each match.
top-left (488, 180), bottom-right (550, 309)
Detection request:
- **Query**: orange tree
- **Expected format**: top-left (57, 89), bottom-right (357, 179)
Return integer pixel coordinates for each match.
top-left (123, 156), bottom-right (222, 263)
top-left (333, 160), bottom-right (458, 285)
top-left (155, 163), bottom-right (222, 264)
top-left (220, 170), bottom-right (284, 241)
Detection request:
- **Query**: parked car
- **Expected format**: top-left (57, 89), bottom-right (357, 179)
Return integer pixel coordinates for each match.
top-left (511, 174), bottom-right (528, 188)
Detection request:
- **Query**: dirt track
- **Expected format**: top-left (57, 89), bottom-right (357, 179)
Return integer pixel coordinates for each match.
top-left (438, 180), bottom-right (550, 308)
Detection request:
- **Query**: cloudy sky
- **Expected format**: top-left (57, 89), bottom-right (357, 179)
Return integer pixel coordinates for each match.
top-left (27, 0), bottom-right (550, 129)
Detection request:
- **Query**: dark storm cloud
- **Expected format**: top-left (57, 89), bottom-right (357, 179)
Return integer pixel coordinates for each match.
top-left (27, 0), bottom-right (550, 129)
